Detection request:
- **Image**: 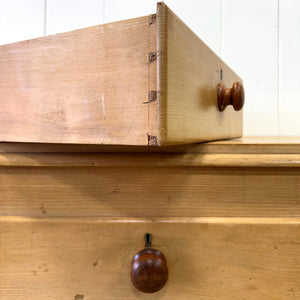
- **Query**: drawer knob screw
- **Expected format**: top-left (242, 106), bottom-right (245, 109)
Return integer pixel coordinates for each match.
top-left (130, 233), bottom-right (168, 293)
top-left (217, 81), bottom-right (245, 111)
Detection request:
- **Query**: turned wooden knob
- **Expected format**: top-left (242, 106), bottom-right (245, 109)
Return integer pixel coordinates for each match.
top-left (217, 81), bottom-right (245, 111)
top-left (131, 234), bottom-right (168, 293)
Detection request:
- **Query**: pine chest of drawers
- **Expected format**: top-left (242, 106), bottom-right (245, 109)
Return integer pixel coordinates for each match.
top-left (0, 138), bottom-right (299, 299)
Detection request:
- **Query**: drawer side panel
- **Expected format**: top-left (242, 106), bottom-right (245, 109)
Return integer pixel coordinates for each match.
top-left (1, 166), bottom-right (299, 217)
top-left (0, 17), bottom-right (154, 145)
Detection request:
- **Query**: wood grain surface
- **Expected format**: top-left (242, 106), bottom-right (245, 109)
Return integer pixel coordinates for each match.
top-left (1, 137), bottom-right (300, 154)
top-left (1, 166), bottom-right (299, 218)
top-left (0, 138), bottom-right (299, 298)
top-left (0, 2), bottom-right (243, 146)
top-left (0, 16), bottom-right (153, 145)
top-left (156, 3), bottom-right (242, 145)
top-left (1, 153), bottom-right (300, 167)
top-left (0, 217), bottom-right (299, 299)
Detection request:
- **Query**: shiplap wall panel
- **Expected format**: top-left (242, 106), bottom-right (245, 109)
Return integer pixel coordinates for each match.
top-left (279, 0), bottom-right (300, 135)
top-left (222, 0), bottom-right (279, 136)
top-left (0, 0), bottom-right (44, 45)
top-left (164, 0), bottom-right (221, 56)
top-left (46, 0), bottom-right (104, 35)
top-left (104, 0), bottom-right (157, 23)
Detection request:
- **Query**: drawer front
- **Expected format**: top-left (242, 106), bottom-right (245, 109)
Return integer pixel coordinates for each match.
top-left (1, 166), bottom-right (299, 218)
top-left (1, 218), bottom-right (299, 299)
top-left (157, 2), bottom-right (242, 145)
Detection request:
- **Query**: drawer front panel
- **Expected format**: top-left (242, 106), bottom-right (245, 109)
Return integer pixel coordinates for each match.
top-left (1, 166), bottom-right (299, 217)
top-left (157, 3), bottom-right (242, 145)
top-left (0, 218), bottom-right (299, 299)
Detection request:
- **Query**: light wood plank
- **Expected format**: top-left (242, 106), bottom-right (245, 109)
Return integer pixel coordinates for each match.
top-left (1, 137), bottom-right (300, 154)
top-left (0, 16), bottom-right (153, 145)
top-left (157, 3), bottom-right (242, 145)
top-left (148, 11), bottom-right (158, 141)
top-left (1, 167), bottom-right (299, 217)
top-left (2, 216), bottom-right (299, 224)
top-left (0, 153), bottom-right (300, 167)
top-left (0, 217), bottom-right (299, 299)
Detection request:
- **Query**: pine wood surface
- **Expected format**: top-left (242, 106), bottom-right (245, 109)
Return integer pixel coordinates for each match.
top-left (1, 137), bottom-right (300, 154)
top-left (1, 166), bottom-right (299, 218)
top-left (1, 137), bottom-right (300, 168)
top-left (0, 217), bottom-right (299, 299)
top-left (1, 153), bottom-right (300, 167)
top-left (156, 3), bottom-right (242, 145)
top-left (0, 138), bottom-right (299, 298)
top-left (0, 2), bottom-right (242, 146)
top-left (0, 16), bottom-right (152, 145)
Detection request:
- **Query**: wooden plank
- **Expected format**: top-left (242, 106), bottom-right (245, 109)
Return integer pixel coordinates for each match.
top-left (147, 13), bottom-right (158, 142)
top-left (0, 217), bottom-right (299, 299)
top-left (222, 0), bottom-right (278, 136)
top-left (157, 3), bottom-right (242, 145)
top-left (1, 137), bottom-right (300, 154)
top-left (0, 16), bottom-right (153, 145)
top-left (0, 153), bottom-right (300, 167)
top-left (0, 167), bottom-right (299, 217)
top-left (0, 2), bottom-right (243, 146)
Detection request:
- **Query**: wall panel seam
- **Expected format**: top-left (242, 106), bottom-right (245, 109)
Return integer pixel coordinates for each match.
top-left (44, 0), bottom-right (47, 36)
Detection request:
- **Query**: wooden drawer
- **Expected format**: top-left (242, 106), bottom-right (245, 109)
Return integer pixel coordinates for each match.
top-left (1, 218), bottom-right (299, 299)
top-left (1, 166), bottom-right (300, 218)
top-left (1, 138), bottom-right (299, 299)
top-left (0, 2), bottom-right (242, 146)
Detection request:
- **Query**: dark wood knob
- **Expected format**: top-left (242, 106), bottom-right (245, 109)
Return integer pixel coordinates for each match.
top-left (131, 234), bottom-right (168, 293)
top-left (217, 81), bottom-right (245, 111)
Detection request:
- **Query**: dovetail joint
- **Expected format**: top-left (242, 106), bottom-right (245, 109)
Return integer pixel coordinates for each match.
top-left (148, 91), bottom-right (157, 103)
top-left (147, 135), bottom-right (158, 146)
top-left (149, 52), bottom-right (157, 63)
top-left (149, 14), bottom-right (156, 25)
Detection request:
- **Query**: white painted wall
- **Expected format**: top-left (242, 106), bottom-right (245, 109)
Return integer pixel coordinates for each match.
top-left (0, 0), bottom-right (299, 136)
